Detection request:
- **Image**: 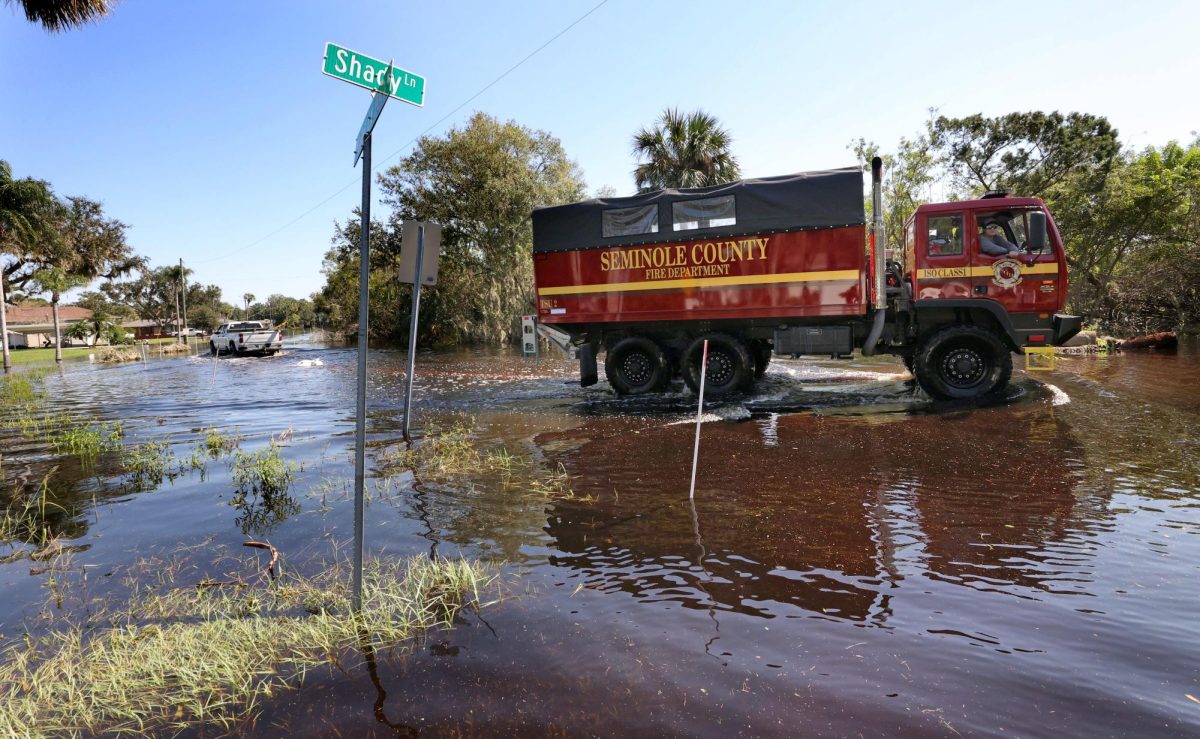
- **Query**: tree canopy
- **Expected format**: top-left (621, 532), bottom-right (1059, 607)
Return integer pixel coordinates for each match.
top-left (319, 112), bottom-right (586, 345)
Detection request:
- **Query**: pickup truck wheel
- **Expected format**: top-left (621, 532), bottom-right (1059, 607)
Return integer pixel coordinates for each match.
top-left (209, 342), bottom-right (218, 356)
top-left (682, 333), bottom-right (753, 396)
top-left (913, 325), bottom-right (1012, 400)
top-left (229, 341), bottom-right (238, 355)
top-left (605, 336), bottom-right (669, 395)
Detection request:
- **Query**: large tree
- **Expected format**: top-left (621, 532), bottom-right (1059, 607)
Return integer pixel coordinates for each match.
top-left (0, 161), bottom-right (58, 370)
top-left (30, 197), bottom-right (138, 361)
top-left (929, 111), bottom-right (1119, 197)
top-left (4, 0), bottom-right (116, 32)
top-left (851, 134), bottom-right (936, 253)
top-left (632, 108), bottom-right (741, 192)
top-left (321, 112), bottom-right (586, 345)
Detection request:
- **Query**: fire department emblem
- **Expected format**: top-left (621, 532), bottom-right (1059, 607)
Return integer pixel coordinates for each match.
top-left (991, 258), bottom-right (1023, 288)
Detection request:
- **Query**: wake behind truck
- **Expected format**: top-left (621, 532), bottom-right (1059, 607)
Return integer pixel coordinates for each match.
top-left (531, 158), bottom-right (1081, 400)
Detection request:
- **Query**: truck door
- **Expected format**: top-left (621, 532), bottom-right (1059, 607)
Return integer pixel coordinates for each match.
top-left (914, 211), bottom-right (971, 300)
top-left (970, 209), bottom-right (1060, 313)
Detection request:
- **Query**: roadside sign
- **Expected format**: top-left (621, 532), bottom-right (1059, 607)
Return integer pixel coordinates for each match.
top-left (322, 42), bottom-right (425, 107)
top-left (354, 82), bottom-right (390, 166)
top-left (399, 221), bottom-right (442, 286)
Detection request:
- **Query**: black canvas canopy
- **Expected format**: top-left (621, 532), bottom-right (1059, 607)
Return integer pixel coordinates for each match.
top-left (532, 167), bottom-right (865, 253)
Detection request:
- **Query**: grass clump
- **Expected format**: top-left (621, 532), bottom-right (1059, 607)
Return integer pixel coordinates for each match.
top-left (376, 418), bottom-right (582, 501)
top-left (122, 440), bottom-right (175, 487)
top-left (231, 442), bottom-right (298, 498)
top-left (202, 427), bottom-right (240, 457)
top-left (0, 555), bottom-right (499, 737)
top-left (47, 422), bottom-right (123, 463)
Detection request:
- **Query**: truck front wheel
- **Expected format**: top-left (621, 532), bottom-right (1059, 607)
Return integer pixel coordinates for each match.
top-left (605, 336), bottom-right (669, 395)
top-left (913, 325), bottom-right (1012, 400)
top-left (682, 333), bottom-right (753, 396)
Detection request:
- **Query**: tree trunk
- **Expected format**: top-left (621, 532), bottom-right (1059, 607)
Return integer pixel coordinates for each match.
top-left (0, 269), bottom-right (11, 372)
top-left (52, 292), bottom-right (63, 363)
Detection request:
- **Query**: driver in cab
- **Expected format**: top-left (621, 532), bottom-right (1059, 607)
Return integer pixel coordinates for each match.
top-left (979, 220), bottom-right (1020, 258)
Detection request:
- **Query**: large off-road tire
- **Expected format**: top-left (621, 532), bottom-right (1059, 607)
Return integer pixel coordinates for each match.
top-left (682, 333), bottom-right (754, 396)
top-left (752, 341), bottom-right (772, 379)
top-left (604, 336), bottom-right (669, 395)
top-left (913, 325), bottom-right (1012, 400)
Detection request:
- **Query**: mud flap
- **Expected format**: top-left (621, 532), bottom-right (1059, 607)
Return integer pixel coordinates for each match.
top-left (579, 343), bottom-right (598, 387)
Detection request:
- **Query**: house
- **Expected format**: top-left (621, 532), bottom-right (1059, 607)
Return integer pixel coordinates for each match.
top-left (121, 319), bottom-right (162, 340)
top-left (3, 303), bottom-right (93, 348)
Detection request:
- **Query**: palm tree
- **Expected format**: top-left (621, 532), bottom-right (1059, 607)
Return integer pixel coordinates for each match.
top-left (243, 293), bottom-right (255, 319)
top-left (5, 0), bottom-right (116, 32)
top-left (30, 266), bottom-right (88, 362)
top-left (0, 161), bottom-right (57, 371)
top-left (631, 108), bottom-right (741, 193)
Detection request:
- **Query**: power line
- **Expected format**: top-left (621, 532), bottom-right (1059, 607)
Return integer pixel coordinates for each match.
top-left (194, 0), bottom-right (610, 265)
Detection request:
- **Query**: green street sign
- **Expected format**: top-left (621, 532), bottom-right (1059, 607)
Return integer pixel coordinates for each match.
top-left (322, 42), bottom-right (425, 107)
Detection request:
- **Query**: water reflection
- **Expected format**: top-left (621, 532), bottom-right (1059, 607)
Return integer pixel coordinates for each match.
top-left (541, 399), bottom-right (1090, 624)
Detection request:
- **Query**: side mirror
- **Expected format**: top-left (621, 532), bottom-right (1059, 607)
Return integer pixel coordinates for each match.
top-left (1028, 211), bottom-right (1048, 252)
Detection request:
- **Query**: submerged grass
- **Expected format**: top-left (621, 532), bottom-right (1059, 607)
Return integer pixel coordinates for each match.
top-left (376, 418), bottom-right (584, 501)
top-left (231, 442), bottom-right (298, 498)
top-left (0, 555), bottom-right (500, 737)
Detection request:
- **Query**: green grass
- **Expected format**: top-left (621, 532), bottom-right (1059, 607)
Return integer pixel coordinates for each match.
top-left (0, 555), bottom-right (500, 737)
top-left (376, 418), bottom-right (583, 501)
top-left (47, 422), bottom-right (124, 465)
top-left (231, 442), bottom-right (298, 498)
top-left (3, 338), bottom-right (184, 367)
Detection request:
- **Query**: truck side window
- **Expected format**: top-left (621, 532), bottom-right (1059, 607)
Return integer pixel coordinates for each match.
top-left (926, 214), bottom-right (963, 256)
top-left (673, 195), bottom-right (736, 231)
top-left (602, 205), bottom-right (659, 238)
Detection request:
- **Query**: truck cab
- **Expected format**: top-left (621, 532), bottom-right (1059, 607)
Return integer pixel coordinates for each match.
top-left (899, 196), bottom-right (1079, 350)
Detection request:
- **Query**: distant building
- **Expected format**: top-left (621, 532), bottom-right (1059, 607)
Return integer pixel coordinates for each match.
top-left (3, 303), bottom-right (93, 349)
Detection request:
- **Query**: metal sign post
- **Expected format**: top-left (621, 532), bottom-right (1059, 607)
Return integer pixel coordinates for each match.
top-left (399, 221), bottom-right (441, 442)
top-left (325, 42), bottom-right (423, 612)
top-left (351, 125), bottom-right (372, 613)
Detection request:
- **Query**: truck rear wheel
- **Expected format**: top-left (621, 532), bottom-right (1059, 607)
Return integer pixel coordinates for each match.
top-left (682, 333), bottom-right (753, 396)
top-left (913, 325), bottom-right (1012, 400)
top-left (605, 336), bottom-right (669, 395)
top-left (752, 341), bottom-right (772, 379)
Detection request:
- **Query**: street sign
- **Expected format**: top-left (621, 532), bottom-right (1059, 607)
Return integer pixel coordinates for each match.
top-left (399, 221), bottom-right (442, 286)
top-left (354, 83), bottom-right (390, 166)
top-left (322, 42), bottom-right (425, 107)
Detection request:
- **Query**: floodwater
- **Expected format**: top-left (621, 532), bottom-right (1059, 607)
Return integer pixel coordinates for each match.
top-left (2, 336), bottom-right (1198, 737)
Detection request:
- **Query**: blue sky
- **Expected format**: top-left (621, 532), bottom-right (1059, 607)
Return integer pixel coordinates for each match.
top-left (2, 0), bottom-right (1197, 304)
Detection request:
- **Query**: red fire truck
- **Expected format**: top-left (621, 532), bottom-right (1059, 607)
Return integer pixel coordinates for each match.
top-left (531, 158), bottom-right (1081, 400)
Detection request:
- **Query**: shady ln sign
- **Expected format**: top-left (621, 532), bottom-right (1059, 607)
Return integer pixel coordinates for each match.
top-left (322, 42), bottom-right (425, 107)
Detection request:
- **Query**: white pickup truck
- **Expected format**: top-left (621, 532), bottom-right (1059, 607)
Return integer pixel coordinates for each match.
top-left (210, 321), bottom-right (283, 356)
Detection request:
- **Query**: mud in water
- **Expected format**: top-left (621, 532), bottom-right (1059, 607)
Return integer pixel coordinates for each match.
top-left (2, 334), bottom-right (1199, 736)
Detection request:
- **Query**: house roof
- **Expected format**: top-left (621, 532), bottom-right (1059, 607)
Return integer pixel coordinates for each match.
top-left (4, 304), bottom-right (93, 325)
top-left (121, 319), bottom-right (160, 328)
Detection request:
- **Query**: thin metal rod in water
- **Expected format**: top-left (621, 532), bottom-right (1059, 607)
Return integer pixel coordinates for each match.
top-left (402, 224), bottom-right (425, 443)
top-left (351, 132), bottom-right (372, 613)
top-left (688, 339), bottom-right (709, 500)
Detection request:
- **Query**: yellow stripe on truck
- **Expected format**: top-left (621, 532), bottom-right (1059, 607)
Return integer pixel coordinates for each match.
top-left (916, 263), bottom-right (1059, 280)
top-left (537, 269), bottom-right (860, 297)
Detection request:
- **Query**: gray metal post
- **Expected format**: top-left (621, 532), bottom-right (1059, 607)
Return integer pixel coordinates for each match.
top-left (0, 268), bottom-right (11, 372)
top-left (352, 132), bottom-right (371, 612)
top-left (402, 225), bottom-right (425, 442)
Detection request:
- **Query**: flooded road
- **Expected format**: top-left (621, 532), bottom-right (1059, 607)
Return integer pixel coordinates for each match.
top-left (2, 337), bottom-right (1198, 736)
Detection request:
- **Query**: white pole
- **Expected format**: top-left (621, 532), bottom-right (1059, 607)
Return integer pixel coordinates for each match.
top-left (688, 339), bottom-right (709, 501)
